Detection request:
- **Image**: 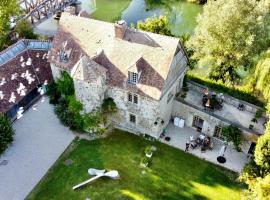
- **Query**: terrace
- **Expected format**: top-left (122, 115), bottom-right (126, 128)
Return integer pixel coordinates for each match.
top-left (180, 84), bottom-right (266, 135)
top-left (160, 123), bottom-right (249, 172)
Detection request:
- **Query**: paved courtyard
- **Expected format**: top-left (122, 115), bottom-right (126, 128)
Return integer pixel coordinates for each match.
top-left (160, 123), bottom-right (249, 172)
top-left (0, 97), bottom-right (75, 200)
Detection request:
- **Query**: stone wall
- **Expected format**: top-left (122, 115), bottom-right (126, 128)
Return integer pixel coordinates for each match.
top-left (172, 100), bottom-right (259, 153)
top-left (107, 87), bottom-right (162, 138)
top-left (162, 45), bottom-right (188, 96)
top-left (187, 80), bottom-right (261, 114)
top-left (74, 77), bottom-right (107, 113)
top-left (50, 63), bottom-right (63, 80)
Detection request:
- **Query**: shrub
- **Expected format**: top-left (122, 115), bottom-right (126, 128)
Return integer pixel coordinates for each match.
top-left (101, 97), bottom-right (117, 114)
top-left (221, 125), bottom-right (243, 151)
top-left (14, 19), bottom-right (37, 39)
top-left (0, 114), bottom-right (14, 155)
top-left (47, 81), bottom-right (61, 104)
top-left (57, 71), bottom-right (74, 96)
top-left (187, 73), bottom-right (265, 107)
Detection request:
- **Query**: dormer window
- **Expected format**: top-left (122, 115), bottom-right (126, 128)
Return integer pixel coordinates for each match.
top-left (128, 71), bottom-right (138, 84)
top-left (59, 50), bottom-right (69, 63)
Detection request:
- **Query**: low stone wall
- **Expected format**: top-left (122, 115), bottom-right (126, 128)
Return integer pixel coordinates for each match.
top-left (187, 80), bottom-right (261, 114)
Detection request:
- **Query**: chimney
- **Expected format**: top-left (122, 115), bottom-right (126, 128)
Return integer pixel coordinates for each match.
top-left (114, 20), bottom-right (127, 39)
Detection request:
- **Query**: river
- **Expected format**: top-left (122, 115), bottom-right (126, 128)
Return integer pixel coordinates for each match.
top-left (34, 0), bottom-right (202, 37)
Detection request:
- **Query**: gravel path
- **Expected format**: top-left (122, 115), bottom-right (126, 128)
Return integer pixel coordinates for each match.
top-left (0, 97), bottom-right (75, 200)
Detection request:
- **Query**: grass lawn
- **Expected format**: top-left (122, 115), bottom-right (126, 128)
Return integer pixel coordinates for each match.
top-left (27, 130), bottom-right (243, 200)
top-left (91, 0), bottom-right (131, 22)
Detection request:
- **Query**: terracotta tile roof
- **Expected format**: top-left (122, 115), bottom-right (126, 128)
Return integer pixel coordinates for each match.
top-left (50, 13), bottom-right (180, 100)
top-left (0, 41), bottom-right (52, 113)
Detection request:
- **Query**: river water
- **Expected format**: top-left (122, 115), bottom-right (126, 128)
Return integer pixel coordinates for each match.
top-left (34, 0), bottom-right (202, 36)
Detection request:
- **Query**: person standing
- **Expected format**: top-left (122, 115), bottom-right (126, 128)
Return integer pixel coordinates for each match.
top-left (185, 141), bottom-right (190, 151)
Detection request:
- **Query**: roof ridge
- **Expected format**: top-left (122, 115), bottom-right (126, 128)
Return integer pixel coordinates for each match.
top-left (61, 12), bottom-right (180, 42)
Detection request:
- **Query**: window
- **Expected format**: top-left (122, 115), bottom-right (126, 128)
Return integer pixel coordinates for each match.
top-left (129, 113), bottom-right (136, 123)
top-left (192, 115), bottom-right (204, 132)
top-left (214, 126), bottom-right (224, 140)
top-left (128, 71), bottom-right (138, 84)
top-left (167, 91), bottom-right (174, 103)
top-left (128, 93), bottom-right (133, 102)
top-left (128, 93), bottom-right (138, 104)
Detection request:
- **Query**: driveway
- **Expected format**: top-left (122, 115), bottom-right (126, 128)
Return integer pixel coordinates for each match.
top-left (0, 97), bottom-right (75, 200)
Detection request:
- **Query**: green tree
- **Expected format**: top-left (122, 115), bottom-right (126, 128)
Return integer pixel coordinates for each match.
top-left (221, 125), bottom-right (243, 151)
top-left (0, 114), bottom-right (14, 154)
top-left (188, 0), bottom-right (270, 85)
top-left (0, 0), bottom-right (20, 49)
top-left (254, 127), bottom-right (270, 174)
top-left (136, 16), bottom-right (172, 36)
top-left (15, 19), bottom-right (37, 39)
top-left (255, 50), bottom-right (270, 110)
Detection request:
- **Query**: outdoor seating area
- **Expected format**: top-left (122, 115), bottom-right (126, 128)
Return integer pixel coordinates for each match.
top-left (159, 123), bottom-right (249, 172)
top-left (185, 134), bottom-right (213, 152)
top-left (202, 88), bottom-right (223, 111)
top-left (183, 87), bottom-right (266, 134)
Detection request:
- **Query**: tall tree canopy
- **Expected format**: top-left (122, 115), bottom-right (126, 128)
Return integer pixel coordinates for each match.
top-left (136, 16), bottom-right (172, 36)
top-left (0, 0), bottom-right (19, 49)
top-left (188, 0), bottom-right (270, 84)
top-left (255, 50), bottom-right (270, 110)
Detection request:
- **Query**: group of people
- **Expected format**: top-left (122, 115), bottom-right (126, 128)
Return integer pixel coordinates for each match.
top-left (185, 134), bottom-right (213, 152)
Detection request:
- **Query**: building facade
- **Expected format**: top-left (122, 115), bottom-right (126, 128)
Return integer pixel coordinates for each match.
top-left (49, 13), bottom-right (188, 138)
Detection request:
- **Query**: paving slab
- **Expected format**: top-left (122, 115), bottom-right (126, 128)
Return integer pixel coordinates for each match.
top-left (0, 97), bottom-right (75, 200)
top-left (160, 123), bottom-right (249, 173)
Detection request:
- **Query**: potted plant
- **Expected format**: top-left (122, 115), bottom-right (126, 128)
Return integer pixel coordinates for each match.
top-left (145, 146), bottom-right (153, 158)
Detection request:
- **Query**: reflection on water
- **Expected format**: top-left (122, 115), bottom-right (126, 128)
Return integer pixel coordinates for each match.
top-left (34, 0), bottom-right (202, 36)
top-left (121, 0), bottom-right (163, 25)
top-left (119, 0), bottom-right (202, 36)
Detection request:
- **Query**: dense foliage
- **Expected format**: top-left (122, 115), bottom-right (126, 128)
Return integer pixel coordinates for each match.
top-left (0, 114), bottom-right (14, 155)
top-left (48, 71), bottom-right (117, 134)
top-left (188, 0), bottom-right (270, 85)
top-left (101, 97), bottom-right (117, 115)
top-left (186, 0), bottom-right (207, 4)
top-left (14, 19), bottom-right (37, 39)
top-left (187, 74), bottom-right (265, 107)
top-left (254, 128), bottom-right (270, 174)
top-left (136, 16), bottom-right (172, 36)
top-left (221, 125), bottom-right (243, 151)
top-left (0, 0), bottom-right (20, 50)
top-left (255, 50), bottom-right (270, 110)
top-left (241, 128), bottom-right (270, 199)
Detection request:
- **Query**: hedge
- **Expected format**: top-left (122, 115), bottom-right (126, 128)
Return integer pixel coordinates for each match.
top-left (186, 74), bottom-right (265, 107)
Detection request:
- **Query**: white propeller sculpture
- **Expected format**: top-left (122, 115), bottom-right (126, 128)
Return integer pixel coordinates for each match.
top-left (72, 168), bottom-right (120, 190)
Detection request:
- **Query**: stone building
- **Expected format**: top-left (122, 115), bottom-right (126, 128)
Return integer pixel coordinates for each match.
top-left (49, 13), bottom-right (188, 138)
top-left (49, 13), bottom-right (266, 154)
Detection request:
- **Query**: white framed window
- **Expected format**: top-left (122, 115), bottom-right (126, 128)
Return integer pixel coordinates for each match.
top-left (129, 113), bottom-right (136, 123)
top-left (128, 71), bottom-right (138, 84)
top-left (128, 92), bottom-right (138, 104)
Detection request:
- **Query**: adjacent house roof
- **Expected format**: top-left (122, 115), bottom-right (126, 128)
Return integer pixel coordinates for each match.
top-left (50, 13), bottom-right (181, 100)
top-left (0, 40), bottom-right (52, 113)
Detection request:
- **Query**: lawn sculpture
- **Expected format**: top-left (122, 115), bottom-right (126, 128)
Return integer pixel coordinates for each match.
top-left (72, 168), bottom-right (120, 190)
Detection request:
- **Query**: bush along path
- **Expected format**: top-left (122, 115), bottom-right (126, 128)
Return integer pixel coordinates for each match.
top-left (47, 71), bottom-right (117, 135)
top-left (0, 114), bottom-right (14, 155)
